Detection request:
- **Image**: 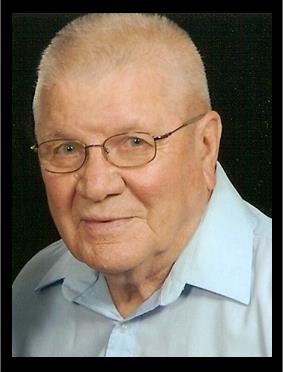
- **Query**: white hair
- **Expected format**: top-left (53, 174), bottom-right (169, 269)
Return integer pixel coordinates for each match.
top-left (33, 13), bottom-right (211, 128)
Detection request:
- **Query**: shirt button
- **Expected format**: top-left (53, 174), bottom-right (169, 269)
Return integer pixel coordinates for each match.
top-left (120, 323), bottom-right (128, 331)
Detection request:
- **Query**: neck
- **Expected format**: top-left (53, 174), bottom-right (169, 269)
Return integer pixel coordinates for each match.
top-left (104, 263), bottom-right (173, 318)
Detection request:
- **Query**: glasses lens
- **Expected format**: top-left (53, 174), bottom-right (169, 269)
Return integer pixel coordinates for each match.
top-left (38, 140), bottom-right (85, 173)
top-left (105, 132), bottom-right (156, 167)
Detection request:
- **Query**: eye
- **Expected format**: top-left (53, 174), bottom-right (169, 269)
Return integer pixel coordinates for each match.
top-left (105, 133), bottom-right (154, 154)
top-left (54, 141), bottom-right (82, 155)
top-left (128, 137), bottom-right (146, 147)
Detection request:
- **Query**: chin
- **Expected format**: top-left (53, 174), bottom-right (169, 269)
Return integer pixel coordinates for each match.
top-left (69, 239), bottom-right (143, 274)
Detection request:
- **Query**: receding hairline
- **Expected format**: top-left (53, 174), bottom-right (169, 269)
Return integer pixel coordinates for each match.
top-left (33, 13), bottom-right (211, 129)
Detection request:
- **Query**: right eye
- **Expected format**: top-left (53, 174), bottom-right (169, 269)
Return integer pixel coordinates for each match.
top-left (54, 142), bottom-right (82, 155)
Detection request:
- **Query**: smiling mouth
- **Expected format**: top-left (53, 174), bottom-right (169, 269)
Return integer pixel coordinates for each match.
top-left (81, 217), bottom-right (134, 233)
top-left (83, 216), bottom-right (133, 223)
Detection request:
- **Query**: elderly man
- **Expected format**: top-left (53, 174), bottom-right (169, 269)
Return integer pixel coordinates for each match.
top-left (12, 13), bottom-right (271, 357)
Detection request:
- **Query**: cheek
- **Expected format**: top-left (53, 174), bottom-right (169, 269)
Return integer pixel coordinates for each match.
top-left (43, 175), bottom-right (75, 219)
top-left (135, 153), bottom-right (205, 221)
top-left (131, 161), bottom-right (192, 216)
top-left (147, 149), bottom-right (199, 189)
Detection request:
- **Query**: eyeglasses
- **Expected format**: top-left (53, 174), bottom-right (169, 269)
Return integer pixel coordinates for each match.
top-left (30, 113), bottom-right (206, 174)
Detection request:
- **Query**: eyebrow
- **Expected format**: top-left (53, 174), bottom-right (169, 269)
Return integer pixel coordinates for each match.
top-left (40, 122), bottom-right (152, 141)
top-left (40, 130), bottom-right (78, 142)
top-left (51, 130), bottom-right (72, 138)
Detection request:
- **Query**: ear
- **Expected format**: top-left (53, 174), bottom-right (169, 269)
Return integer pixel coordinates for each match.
top-left (195, 111), bottom-right (222, 191)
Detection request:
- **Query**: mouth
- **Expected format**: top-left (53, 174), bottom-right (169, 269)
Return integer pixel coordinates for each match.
top-left (80, 216), bottom-right (134, 234)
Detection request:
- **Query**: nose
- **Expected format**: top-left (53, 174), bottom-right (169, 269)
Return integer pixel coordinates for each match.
top-left (75, 146), bottom-right (125, 202)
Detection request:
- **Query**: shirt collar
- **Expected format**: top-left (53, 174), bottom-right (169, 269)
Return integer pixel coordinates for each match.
top-left (35, 247), bottom-right (98, 294)
top-left (160, 162), bottom-right (256, 306)
top-left (35, 162), bottom-right (255, 306)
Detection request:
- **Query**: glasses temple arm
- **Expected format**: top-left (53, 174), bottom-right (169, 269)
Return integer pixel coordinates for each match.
top-left (153, 112), bottom-right (207, 141)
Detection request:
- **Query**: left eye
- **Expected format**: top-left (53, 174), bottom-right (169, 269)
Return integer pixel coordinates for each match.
top-left (127, 137), bottom-right (145, 147)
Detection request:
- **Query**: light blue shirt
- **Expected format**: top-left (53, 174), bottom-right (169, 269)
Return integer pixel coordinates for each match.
top-left (12, 163), bottom-right (272, 357)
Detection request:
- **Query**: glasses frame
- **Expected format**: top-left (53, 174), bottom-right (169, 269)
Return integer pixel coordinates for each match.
top-left (30, 112), bottom-right (206, 173)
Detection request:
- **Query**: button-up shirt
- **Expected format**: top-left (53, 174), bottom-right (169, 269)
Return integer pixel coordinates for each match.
top-left (12, 163), bottom-right (272, 357)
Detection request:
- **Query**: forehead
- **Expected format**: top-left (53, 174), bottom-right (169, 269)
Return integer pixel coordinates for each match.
top-left (36, 65), bottom-right (189, 139)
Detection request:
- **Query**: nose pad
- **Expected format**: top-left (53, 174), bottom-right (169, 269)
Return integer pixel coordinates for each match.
top-left (104, 146), bottom-right (110, 154)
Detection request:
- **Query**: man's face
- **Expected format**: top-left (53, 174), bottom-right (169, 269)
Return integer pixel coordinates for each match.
top-left (36, 66), bottom-right (211, 275)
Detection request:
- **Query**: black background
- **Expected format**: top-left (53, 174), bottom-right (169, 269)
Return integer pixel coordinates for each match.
top-left (12, 13), bottom-right (272, 281)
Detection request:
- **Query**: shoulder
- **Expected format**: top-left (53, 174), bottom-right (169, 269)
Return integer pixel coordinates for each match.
top-left (244, 203), bottom-right (271, 322)
top-left (12, 240), bottom-right (68, 356)
top-left (246, 204), bottom-right (272, 353)
top-left (13, 239), bottom-right (67, 295)
top-left (244, 201), bottom-right (272, 263)
top-left (244, 201), bottom-right (272, 238)
top-left (242, 201), bottom-right (271, 276)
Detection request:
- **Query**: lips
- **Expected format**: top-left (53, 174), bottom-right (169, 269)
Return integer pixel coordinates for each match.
top-left (82, 216), bottom-right (132, 223)
top-left (80, 216), bottom-right (134, 234)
